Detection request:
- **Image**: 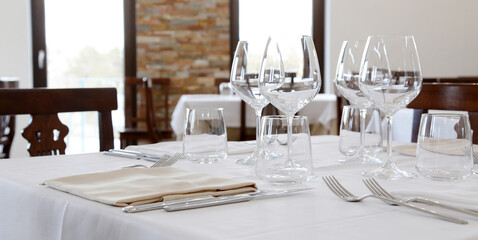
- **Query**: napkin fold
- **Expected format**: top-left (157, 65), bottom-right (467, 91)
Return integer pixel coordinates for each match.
top-left (44, 167), bottom-right (257, 207)
top-left (126, 141), bottom-right (255, 157)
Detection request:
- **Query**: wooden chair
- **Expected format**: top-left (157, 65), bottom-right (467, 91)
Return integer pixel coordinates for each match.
top-left (408, 83), bottom-right (478, 143)
top-left (0, 88), bottom-right (117, 156)
top-left (423, 77), bottom-right (478, 84)
top-left (120, 77), bottom-right (171, 148)
top-left (0, 78), bottom-right (19, 158)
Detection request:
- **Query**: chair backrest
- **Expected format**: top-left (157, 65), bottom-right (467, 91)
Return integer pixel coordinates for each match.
top-left (0, 78), bottom-right (19, 158)
top-left (0, 88), bottom-right (117, 156)
top-left (423, 77), bottom-right (478, 84)
top-left (151, 78), bottom-right (171, 138)
top-left (214, 78), bottom-right (229, 94)
top-left (408, 83), bottom-right (478, 143)
top-left (124, 77), bottom-right (171, 140)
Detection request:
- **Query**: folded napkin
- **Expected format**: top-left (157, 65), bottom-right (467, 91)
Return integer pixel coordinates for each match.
top-left (44, 167), bottom-right (257, 207)
top-left (126, 141), bottom-right (255, 157)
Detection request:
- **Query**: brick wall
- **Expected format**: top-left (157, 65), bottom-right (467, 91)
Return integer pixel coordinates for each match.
top-left (136, 0), bottom-right (230, 106)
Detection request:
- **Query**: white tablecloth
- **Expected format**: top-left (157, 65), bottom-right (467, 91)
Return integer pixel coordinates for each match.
top-left (170, 94), bottom-right (337, 137)
top-left (1, 136), bottom-right (478, 240)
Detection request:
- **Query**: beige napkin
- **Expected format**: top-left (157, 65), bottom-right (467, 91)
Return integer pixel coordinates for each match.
top-left (44, 167), bottom-right (257, 207)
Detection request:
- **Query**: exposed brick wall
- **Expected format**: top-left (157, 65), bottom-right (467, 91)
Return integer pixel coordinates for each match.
top-left (136, 0), bottom-right (230, 112)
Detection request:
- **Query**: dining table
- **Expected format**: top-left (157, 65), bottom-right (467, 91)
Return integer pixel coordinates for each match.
top-left (1, 135), bottom-right (478, 239)
top-left (170, 94), bottom-right (338, 139)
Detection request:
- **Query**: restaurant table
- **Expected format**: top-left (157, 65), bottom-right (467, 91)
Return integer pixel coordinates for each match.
top-left (1, 136), bottom-right (478, 240)
top-left (170, 94), bottom-right (337, 139)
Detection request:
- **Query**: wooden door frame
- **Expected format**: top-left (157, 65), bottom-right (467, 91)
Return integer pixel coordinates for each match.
top-left (30, 0), bottom-right (47, 87)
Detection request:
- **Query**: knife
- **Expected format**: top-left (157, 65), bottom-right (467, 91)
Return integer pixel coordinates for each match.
top-left (122, 188), bottom-right (314, 213)
top-left (104, 149), bottom-right (164, 162)
top-left (163, 188), bottom-right (314, 212)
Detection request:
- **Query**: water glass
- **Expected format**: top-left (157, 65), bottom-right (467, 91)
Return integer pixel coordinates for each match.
top-left (183, 108), bottom-right (228, 164)
top-left (416, 113), bottom-right (473, 181)
top-left (256, 115), bottom-right (314, 184)
top-left (339, 105), bottom-right (382, 162)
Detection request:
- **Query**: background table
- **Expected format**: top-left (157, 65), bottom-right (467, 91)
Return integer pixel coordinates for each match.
top-left (1, 136), bottom-right (478, 239)
top-left (170, 94), bottom-right (337, 139)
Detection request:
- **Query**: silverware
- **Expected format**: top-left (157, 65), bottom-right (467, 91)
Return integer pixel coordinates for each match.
top-left (123, 152), bottom-right (182, 169)
top-left (322, 176), bottom-right (467, 224)
top-left (150, 152), bottom-right (182, 168)
top-left (122, 188), bottom-right (313, 213)
top-left (104, 149), bottom-right (164, 162)
top-left (162, 188), bottom-right (314, 212)
top-left (363, 178), bottom-right (478, 217)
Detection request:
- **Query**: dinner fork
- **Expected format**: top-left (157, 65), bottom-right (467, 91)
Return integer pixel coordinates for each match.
top-left (322, 176), bottom-right (467, 224)
top-left (362, 178), bottom-right (478, 217)
top-left (124, 153), bottom-right (181, 168)
top-left (150, 152), bottom-right (182, 168)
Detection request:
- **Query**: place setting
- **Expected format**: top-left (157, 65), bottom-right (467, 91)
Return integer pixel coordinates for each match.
top-left (39, 34), bottom-right (478, 222)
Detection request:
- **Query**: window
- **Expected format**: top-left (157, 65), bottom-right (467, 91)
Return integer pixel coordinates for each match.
top-left (32, 0), bottom-right (125, 153)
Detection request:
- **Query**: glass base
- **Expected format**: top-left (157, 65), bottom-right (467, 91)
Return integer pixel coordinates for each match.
top-left (339, 150), bottom-right (382, 164)
top-left (235, 149), bottom-right (258, 165)
top-left (362, 162), bottom-right (416, 180)
top-left (261, 165), bottom-right (311, 184)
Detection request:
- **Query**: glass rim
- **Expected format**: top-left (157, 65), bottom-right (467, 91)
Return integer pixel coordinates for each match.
top-left (421, 112), bottom-right (469, 118)
top-left (186, 107), bottom-right (224, 111)
top-left (261, 115), bottom-right (308, 120)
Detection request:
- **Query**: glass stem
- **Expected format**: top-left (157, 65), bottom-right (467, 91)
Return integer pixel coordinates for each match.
top-left (359, 107), bottom-right (367, 156)
top-left (255, 109), bottom-right (262, 150)
top-left (286, 114), bottom-right (294, 165)
top-left (385, 115), bottom-right (393, 167)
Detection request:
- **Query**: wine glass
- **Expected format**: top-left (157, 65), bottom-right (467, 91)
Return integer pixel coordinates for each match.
top-left (359, 35), bottom-right (422, 179)
top-left (230, 40), bottom-right (270, 165)
top-left (335, 40), bottom-right (380, 163)
top-left (259, 35), bottom-right (321, 178)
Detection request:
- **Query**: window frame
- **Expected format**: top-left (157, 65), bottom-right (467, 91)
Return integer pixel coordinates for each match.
top-left (229, 0), bottom-right (325, 93)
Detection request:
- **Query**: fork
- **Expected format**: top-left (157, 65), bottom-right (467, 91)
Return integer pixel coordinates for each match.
top-left (124, 153), bottom-right (181, 168)
top-left (362, 178), bottom-right (478, 217)
top-left (322, 176), bottom-right (467, 224)
top-left (150, 152), bottom-right (182, 168)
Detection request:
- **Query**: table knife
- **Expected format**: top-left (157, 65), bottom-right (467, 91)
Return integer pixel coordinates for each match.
top-left (163, 188), bottom-right (314, 212)
top-left (104, 149), bottom-right (163, 162)
top-left (122, 188), bottom-right (314, 213)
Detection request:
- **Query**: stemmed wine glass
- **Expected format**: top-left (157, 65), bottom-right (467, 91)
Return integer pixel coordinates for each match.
top-left (359, 35), bottom-right (422, 179)
top-left (259, 35), bottom-right (321, 177)
top-left (335, 40), bottom-right (380, 163)
top-left (230, 40), bottom-right (270, 165)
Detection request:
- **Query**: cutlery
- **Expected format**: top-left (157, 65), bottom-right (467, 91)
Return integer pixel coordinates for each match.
top-left (150, 152), bottom-right (182, 168)
top-left (162, 188), bottom-right (313, 212)
top-left (123, 152), bottom-right (182, 169)
top-left (363, 178), bottom-right (478, 217)
top-left (322, 176), bottom-right (467, 224)
top-left (104, 149), bottom-right (164, 162)
top-left (122, 188), bottom-right (313, 213)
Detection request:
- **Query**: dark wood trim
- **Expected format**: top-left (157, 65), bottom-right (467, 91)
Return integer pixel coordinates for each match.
top-left (229, 0), bottom-right (239, 67)
top-left (124, 0), bottom-right (138, 127)
top-left (313, 0), bottom-right (325, 93)
top-left (124, 0), bottom-right (137, 78)
top-left (31, 0), bottom-right (47, 87)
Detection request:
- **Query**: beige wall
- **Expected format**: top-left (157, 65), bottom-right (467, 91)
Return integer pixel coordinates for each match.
top-left (326, 0), bottom-right (478, 92)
